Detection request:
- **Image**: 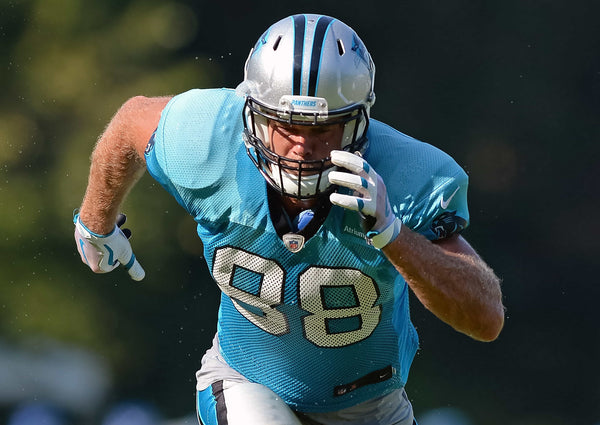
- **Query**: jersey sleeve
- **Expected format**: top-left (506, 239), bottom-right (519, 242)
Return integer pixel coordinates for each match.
top-left (404, 168), bottom-right (470, 241)
top-left (144, 90), bottom-right (209, 216)
top-left (366, 120), bottom-right (470, 242)
top-left (145, 130), bottom-right (190, 213)
top-left (143, 88), bottom-right (246, 218)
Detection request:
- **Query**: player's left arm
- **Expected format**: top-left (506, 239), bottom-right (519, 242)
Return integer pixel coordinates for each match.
top-left (329, 150), bottom-right (504, 342)
top-left (382, 228), bottom-right (504, 342)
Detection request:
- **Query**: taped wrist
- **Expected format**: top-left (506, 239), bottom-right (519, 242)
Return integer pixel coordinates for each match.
top-left (367, 217), bottom-right (402, 249)
top-left (74, 213), bottom-right (117, 239)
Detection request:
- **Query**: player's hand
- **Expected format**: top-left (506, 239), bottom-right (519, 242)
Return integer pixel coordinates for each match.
top-left (73, 212), bottom-right (145, 281)
top-left (328, 150), bottom-right (402, 249)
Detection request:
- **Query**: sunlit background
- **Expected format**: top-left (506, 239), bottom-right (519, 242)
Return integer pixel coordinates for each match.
top-left (1, 1), bottom-right (598, 424)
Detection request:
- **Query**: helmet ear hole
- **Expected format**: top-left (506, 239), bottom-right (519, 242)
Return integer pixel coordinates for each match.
top-left (273, 35), bottom-right (282, 51)
top-left (337, 39), bottom-right (345, 56)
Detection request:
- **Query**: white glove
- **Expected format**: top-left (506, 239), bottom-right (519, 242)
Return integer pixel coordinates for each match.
top-left (74, 213), bottom-right (145, 281)
top-left (328, 150), bottom-right (402, 249)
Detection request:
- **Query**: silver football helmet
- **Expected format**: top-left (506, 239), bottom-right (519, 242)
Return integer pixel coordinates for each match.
top-left (237, 14), bottom-right (376, 199)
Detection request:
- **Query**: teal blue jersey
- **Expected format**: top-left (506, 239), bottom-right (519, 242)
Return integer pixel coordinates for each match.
top-left (145, 88), bottom-right (469, 412)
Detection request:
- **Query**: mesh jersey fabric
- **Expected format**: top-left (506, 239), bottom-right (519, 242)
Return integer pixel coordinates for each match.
top-left (145, 88), bottom-right (469, 412)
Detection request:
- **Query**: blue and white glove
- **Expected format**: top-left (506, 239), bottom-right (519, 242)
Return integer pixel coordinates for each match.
top-left (74, 212), bottom-right (145, 281)
top-left (328, 150), bottom-right (402, 249)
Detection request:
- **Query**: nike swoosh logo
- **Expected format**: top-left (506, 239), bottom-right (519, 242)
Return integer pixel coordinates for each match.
top-left (440, 186), bottom-right (460, 209)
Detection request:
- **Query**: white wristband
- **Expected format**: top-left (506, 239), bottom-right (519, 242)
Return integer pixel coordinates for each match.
top-left (368, 217), bottom-right (402, 249)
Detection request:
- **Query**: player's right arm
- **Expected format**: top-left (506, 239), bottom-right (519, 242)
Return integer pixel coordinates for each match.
top-left (79, 96), bottom-right (171, 233)
top-left (75, 96), bottom-right (172, 276)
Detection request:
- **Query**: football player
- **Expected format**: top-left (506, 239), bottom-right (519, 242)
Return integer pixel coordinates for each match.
top-left (74, 14), bottom-right (504, 425)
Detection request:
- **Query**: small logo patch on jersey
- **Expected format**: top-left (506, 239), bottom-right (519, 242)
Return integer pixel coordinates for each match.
top-left (283, 233), bottom-right (305, 253)
top-left (342, 211), bottom-right (368, 241)
top-left (334, 365), bottom-right (395, 397)
top-left (144, 132), bottom-right (156, 155)
top-left (343, 225), bottom-right (366, 240)
top-left (431, 211), bottom-right (467, 239)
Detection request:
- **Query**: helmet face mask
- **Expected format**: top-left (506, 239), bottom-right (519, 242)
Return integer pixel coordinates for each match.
top-left (238, 14), bottom-right (376, 199)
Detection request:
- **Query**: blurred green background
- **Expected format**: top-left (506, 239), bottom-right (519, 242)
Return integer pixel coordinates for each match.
top-left (1, 0), bottom-right (598, 424)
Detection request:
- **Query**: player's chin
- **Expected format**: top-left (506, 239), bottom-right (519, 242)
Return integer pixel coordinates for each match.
top-left (279, 159), bottom-right (333, 175)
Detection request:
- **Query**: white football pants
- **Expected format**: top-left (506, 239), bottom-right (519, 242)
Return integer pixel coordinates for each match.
top-left (196, 380), bottom-right (415, 425)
